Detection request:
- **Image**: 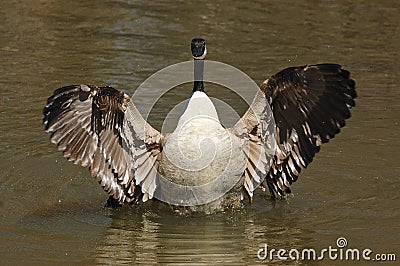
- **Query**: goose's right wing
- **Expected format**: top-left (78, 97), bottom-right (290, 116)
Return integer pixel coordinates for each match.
top-left (43, 85), bottom-right (162, 204)
top-left (230, 64), bottom-right (356, 199)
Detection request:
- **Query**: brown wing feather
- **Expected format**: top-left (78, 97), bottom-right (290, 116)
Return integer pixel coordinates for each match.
top-left (231, 64), bottom-right (356, 199)
top-left (261, 64), bottom-right (356, 198)
top-left (43, 85), bottom-right (162, 205)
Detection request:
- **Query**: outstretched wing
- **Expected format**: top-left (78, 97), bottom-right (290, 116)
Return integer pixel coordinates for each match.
top-left (43, 85), bottom-right (162, 204)
top-left (231, 64), bottom-right (356, 198)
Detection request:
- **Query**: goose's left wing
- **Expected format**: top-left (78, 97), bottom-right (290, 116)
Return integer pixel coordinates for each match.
top-left (230, 64), bottom-right (356, 199)
top-left (43, 85), bottom-right (162, 205)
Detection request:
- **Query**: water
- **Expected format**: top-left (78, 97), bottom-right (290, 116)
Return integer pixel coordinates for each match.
top-left (1, 0), bottom-right (399, 264)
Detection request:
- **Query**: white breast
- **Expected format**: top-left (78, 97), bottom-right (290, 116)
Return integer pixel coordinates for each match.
top-left (159, 92), bottom-right (247, 205)
top-left (179, 91), bottom-right (219, 123)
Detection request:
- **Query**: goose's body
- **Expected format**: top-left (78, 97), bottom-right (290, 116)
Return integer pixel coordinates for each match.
top-left (161, 92), bottom-right (244, 186)
top-left (158, 91), bottom-right (247, 212)
top-left (43, 38), bottom-right (356, 213)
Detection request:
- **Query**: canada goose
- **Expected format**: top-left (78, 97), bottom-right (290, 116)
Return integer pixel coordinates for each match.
top-left (43, 38), bottom-right (356, 213)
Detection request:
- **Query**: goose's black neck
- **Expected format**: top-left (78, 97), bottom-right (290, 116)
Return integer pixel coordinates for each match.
top-left (193, 59), bottom-right (204, 92)
top-left (191, 38), bottom-right (206, 92)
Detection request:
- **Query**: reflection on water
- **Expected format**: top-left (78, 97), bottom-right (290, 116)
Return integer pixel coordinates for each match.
top-left (0, 0), bottom-right (399, 264)
top-left (93, 200), bottom-right (311, 265)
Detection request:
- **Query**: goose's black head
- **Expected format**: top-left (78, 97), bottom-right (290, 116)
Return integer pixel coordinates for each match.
top-left (191, 38), bottom-right (207, 60)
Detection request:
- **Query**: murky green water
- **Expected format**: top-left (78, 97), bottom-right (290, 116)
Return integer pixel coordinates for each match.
top-left (0, 0), bottom-right (399, 264)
